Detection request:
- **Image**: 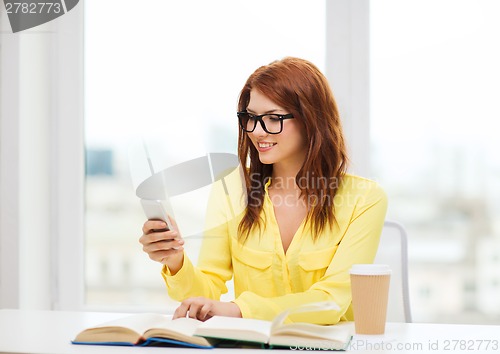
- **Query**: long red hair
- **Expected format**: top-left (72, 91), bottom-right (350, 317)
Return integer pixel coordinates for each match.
top-left (237, 57), bottom-right (348, 241)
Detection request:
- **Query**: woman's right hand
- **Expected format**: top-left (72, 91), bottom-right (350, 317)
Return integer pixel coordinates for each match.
top-left (139, 219), bottom-right (185, 274)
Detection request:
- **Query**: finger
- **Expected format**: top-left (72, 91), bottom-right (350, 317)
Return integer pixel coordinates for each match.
top-left (141, 230), bottom-right (181, 245)
top-left (187, 303), bottom-right (201, 320)
top-left (143, 238), bottom-right (184, 253)
top-left (198, 303), bottom-right (213, 321)
top-left (173, 301), bottom-right (190, 319)
top-left (143, 220), bottom-right (172, 234)
top-left (138, 232), bottom-right (160, 246)
top-left (174, 300), bottom-right (201, 320)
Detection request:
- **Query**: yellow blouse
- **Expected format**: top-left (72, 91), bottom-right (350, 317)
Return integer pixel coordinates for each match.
top-left (162, 172), bottom-right (387, 324)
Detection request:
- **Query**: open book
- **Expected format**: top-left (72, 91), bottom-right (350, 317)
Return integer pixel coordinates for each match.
top-left (72, 313), bottom-right (213, 348)
top-left (72, 301), bottom-right (353, 350)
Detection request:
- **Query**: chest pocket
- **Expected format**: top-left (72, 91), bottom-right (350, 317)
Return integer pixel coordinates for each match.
top-left (231, 241), bottom-right (274, 295)
top-left (298, 246), bottom-right (337, 285)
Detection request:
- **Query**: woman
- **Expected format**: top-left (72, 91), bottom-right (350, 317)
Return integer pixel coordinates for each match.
top-left (139, 57), bottom-right (387, 324)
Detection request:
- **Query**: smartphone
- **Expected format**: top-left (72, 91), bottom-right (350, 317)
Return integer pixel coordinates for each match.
top-left (140, 199), bottom-right (174, 231)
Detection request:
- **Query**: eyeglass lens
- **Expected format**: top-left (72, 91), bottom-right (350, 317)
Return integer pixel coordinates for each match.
top-left (239, 113), bottom-right (283, 134)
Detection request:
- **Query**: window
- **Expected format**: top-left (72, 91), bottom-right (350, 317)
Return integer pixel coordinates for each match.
top-left (371, 0), bottom-right (500, 323)
top-left (82, 0), bottom-right (500, 321)
top-left (84, 0), bottom-right (326, 310)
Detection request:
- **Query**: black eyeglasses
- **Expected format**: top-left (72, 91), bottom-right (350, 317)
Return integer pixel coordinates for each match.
top-left (237, 111), bottom-right (294, 134)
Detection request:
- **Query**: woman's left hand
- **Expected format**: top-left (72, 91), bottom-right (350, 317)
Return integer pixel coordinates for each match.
top-left (173, 297), bottom-right (242, 321)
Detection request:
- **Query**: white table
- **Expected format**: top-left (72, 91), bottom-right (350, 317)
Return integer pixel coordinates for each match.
top-left (0, 309), bottom-right (499, 353)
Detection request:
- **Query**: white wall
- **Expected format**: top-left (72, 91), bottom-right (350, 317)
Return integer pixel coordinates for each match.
top-left (0, 9), bottom-right (21, 308)
top-left (0, 5), bottom-right (84, 310)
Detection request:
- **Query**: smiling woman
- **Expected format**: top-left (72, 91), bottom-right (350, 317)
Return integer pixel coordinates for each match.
top-left (139, 57), bottom-right (387, 324)
top-left (84, 0), bottom-right (326, 310)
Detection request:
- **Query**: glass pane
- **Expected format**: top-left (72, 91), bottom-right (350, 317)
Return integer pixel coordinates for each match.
top-left (84, 0), bottom-right (325, 310)
top-left (371, 0), bottom-right (500, 323)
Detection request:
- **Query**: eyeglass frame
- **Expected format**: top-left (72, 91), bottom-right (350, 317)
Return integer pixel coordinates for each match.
top-left (237, 111), bottom-right (295, 134)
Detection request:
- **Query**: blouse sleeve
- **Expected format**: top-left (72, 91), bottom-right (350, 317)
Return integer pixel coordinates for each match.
top-left (161, 173), bottom-right (242, 301)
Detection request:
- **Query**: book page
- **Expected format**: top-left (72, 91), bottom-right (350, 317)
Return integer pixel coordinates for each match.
top-left (270, 301), bottom-right (341, 332)
top-left (144, 317), bottom-right (212, 347)
top-left (271, 321), bottom-right (353, 341)
top-left (74, 313), bottom-right (171, 343)
top-left (195, 316), bottom-right (272, 344)
top-left (143, 316), bottom-right (201, 337)
top-left (267, 301), bottom-right (352, 349)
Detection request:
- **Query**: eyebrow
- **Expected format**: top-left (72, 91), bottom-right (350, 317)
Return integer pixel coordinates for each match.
top-left (246, 108), bottom-right (283, 115)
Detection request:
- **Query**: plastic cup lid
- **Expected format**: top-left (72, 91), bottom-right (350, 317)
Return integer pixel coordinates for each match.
top-left (350, 264), bottom-right (392, 275)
